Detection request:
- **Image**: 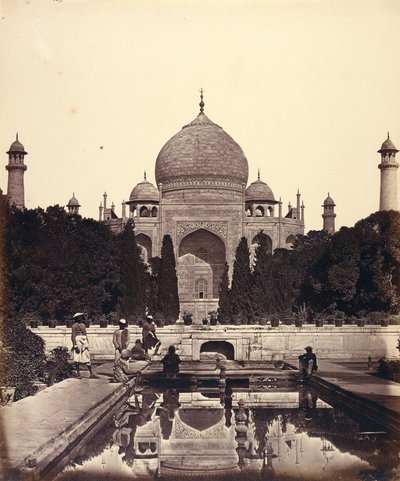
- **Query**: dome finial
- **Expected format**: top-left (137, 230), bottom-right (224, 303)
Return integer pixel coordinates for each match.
top-left (388, 131), bottom-right (390, 140)
top-left (199, 88), bottom-right (205, 114)
top-left (257, 168), bottom-right (260, 180)
top-left (16, 133), bottom-right (19, 141)
top-left (144, 170), bottom-right (147, 180)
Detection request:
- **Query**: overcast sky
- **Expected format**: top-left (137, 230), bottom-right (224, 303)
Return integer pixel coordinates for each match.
top-left (1, 0), bottom-right (399, 232)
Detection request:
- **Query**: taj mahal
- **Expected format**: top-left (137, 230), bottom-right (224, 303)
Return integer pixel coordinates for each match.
top-left (99, 93), bottom-right (306, 319)
top-left (3, 93), bottom-right (399, 320)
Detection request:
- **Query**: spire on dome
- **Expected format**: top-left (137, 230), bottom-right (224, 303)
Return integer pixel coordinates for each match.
top-left (16, 133), bottom-right (18, 141)
top-left (144, 170), bottom-right (147, 180)
top-left (257, 168), bottom-right (260, 180)
top-left (199, 88), bottom-right (205, 114)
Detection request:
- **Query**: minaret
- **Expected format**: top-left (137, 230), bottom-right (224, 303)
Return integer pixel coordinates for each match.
top-left (378, 133), bottom-right (399, 211)
top-left (66, 193), bottom-right (80, 215)
top-left (6, 134), bottom-right (27, 209)
top-left (322, 193), bottom-right (336, 234)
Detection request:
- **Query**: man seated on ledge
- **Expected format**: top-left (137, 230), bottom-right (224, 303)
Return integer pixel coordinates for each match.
top-left (113, 349), bottom-right (136, 385)
top-left (299, 346), bottom-right (318, 382)
top-left (161, 345), bottom-right (181, 379)
top-left (131, 339), bottom-right (151, 361)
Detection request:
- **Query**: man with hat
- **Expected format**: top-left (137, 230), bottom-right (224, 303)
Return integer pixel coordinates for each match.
top-left (298, 346), bottom-right (318, 382)
top-left (113, 318), bottom-right (131, 364)
top-left (71, 312), bottom-right (98, 378)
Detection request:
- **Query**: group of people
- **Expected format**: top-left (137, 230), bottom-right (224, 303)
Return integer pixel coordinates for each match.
top-left (71, 312), bottom-right (318, 385)
top-left (71, 312), bottom-right (181, 383)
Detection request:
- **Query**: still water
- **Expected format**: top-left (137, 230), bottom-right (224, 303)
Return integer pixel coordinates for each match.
top-left (56, 382), bottom-right (400, 481)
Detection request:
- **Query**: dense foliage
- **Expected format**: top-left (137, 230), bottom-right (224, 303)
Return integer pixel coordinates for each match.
top-left (218, 211), bottom-right (400, 322)
top-left (7, 205), bottom-right (119, 322)
top-left (296, 210), bottom-right (400, 316)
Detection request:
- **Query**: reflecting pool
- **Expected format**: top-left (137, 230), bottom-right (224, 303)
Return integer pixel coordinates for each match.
top-left (56, 382), bottom-right (400, 481)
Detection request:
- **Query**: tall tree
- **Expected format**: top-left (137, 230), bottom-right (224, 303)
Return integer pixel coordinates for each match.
top-left (291, 230), bottom-right (332, 312)
top-left (118, 219), bottom-right (147, 322)
top-left (269, 248), bottom-right (298, 313)
top-left (217, 262), bottom-right (231, 323)
top-left (326, 226), bottom-right (360, 314)
top-left (251, 232), bottom-right (272, 316)
top-left (158, 235), bottom-right (180, 324)
top-left (230, 237), bottom-right (254, 323)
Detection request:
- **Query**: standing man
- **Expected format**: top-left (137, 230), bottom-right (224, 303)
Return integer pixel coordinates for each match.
top-left (142, 315), bottom-right (161, 354)
top-left (141, 315), bottom-right (152, 352)
top-left (113, 318), bottom-right (130, 364)
top-left (71, 312), bottom-right (98, 379)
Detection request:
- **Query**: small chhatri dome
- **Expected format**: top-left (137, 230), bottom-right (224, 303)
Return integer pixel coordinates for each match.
top-left (378, 133), bottom-right (398, 153)
top-left (7, 134), bottom-right (27, 155)
top-left (245, 173), bottom-right (275, 202)
top-left (67, 193), bottom-right (80, 207)
top-left (323, 193), bottom-right (335, 206)
top-left (155, 91), bottom-right (249, 192)
top-left (129, 174), bottom-right (159, 202)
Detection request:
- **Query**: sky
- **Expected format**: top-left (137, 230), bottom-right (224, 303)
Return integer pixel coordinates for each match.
top-left (1, 0), bottom-right (400, 232)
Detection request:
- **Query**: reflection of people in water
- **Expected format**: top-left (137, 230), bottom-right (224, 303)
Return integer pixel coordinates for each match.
top-left (223, 379), bottom-right (233, 428)
top-left (112, 391), bottom-right (159, 467)
top-left (156, 389), bottom-right (180, 440)
top-left (299, 385), bottom-right (318, 420)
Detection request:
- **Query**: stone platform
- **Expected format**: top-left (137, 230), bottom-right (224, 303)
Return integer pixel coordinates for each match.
top-left (30, 324), bottom-right (400, 361)
top-left (0, 361), bottom-right (147, 481)
top-left (309, 360), bottom-right (400, 437)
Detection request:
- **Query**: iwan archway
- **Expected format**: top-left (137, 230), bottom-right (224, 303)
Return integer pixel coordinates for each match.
top-left (177, 229), bottom-right (226, 322)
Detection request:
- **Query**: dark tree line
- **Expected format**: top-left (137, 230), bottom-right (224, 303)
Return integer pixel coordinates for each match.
top-left (5, 206), bottom-right (179, 324)
top-left (218, 211), bottom-right (400, 322)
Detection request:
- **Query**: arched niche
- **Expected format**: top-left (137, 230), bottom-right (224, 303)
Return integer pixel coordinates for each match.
top-left (140, 206), bottom-right (150, 217)
top-left (178, 229), bottom-right (226, 299)
top-left (286, 234), bottom-right (296, 249)
top-left (251, 233), bottom-right (272, 254)
top-left (200, 341), bottom-right (235, 360)
top-left (136, 233), bottom-right (152, 261)
top-left (255, 205), bottom-right (264, 217)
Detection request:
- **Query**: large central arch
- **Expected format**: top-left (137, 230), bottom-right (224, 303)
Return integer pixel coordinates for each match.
top-left (178, 229), bottom-right (226, 301)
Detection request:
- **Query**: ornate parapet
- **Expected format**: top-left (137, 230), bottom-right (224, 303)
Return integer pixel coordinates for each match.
top-left (176, 220), bottom-right (228, 241)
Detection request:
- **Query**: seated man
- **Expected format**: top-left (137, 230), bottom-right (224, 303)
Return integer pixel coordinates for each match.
top-left (131, 339), bottom-right (151, 361)
top-left (298, 346), bottom-right (318, 382)
top-left (161, 345), bottom-right (181, 379)
top-left (113, 349), bottom-right (136, 385)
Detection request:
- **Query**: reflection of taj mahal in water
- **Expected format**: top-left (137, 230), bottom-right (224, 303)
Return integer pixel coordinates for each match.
top-left (100, 93), bottom-right (306, 319)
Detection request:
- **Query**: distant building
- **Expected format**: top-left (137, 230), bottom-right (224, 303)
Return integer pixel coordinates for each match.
top-left (100, 94), bottom-right (305, 319)
top-left (378, 133), bottom-right (399, 211)
top-left (66, 193), bottom-right (81, 215)
top-left (5, 134), bottom-right (27, 209)
top-left (322, 194), bottom-right (336, 234)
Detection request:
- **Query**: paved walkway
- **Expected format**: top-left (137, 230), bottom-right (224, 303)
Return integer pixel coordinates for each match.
top-left (310, 359), bottom-right (400, 435)
top-left (0, 361), bottom-right (148, 481)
